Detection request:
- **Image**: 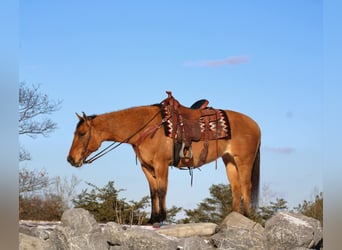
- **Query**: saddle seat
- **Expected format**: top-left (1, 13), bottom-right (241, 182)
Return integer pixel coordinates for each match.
top-left (190, 99), bottom-right (209, 110)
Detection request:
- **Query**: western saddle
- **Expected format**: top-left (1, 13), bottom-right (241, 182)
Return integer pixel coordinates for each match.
top-left (161, 91), bottom-right (230, 167)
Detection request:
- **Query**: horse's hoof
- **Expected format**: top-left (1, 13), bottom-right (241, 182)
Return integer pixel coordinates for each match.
top-left (152, 222), bottom-right (160, 228)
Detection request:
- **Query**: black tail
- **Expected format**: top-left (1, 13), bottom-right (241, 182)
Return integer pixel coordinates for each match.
top-left (251, 144), bottom-right (260, 210)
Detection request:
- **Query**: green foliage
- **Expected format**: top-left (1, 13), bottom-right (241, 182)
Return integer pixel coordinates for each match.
top-left (72, 181), bottom-right (150, 224)
top-left (182, 183), bottom-right (232, 224)
top-left (295, 192), bottom-right (323, 226)
top-left (126, 196), bottom-right (151, 225)
top-left (256, 198), bottom-right (288, 225)
top-left (165, 205), bottom-right (183, 224)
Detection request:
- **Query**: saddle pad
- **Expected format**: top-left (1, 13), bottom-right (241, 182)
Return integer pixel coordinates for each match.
top-left (160, 106), bottom-right (231, 141)
top-left (199, 109), bottom-right (231, 141)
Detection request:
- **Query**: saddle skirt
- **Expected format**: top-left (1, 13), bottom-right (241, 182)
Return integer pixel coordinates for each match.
top-left (160, 91), bottom-right (231, 166)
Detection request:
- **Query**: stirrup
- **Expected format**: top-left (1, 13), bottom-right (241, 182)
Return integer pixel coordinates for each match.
top-left (179, 142), bottom-right (193, 159)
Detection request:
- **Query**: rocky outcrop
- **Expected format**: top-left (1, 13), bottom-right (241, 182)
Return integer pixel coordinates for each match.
top-left (264, 211), bottom-right (323, 249)
top-left (19, 208), bottom-right (323, 250)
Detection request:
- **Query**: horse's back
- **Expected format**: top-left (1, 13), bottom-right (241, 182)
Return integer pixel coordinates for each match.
top-left (226, 110), bottom-right (260, 136)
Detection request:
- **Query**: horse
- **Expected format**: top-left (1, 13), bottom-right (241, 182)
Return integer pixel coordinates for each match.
top-left (67, 92), bottom-right (261, 223)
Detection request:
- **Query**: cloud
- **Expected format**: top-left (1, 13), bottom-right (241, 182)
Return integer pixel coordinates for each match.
top-left (263, 146), bottom-right (295, 154)
top-left (185, 56), bottom-right (249, 68)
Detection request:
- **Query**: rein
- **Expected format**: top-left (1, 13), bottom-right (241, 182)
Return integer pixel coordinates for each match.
top-left (83, 110), bottom-right (161, 164)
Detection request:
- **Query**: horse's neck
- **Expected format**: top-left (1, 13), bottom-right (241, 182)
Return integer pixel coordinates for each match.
top-left (94, 105), bottom-right (160, 143)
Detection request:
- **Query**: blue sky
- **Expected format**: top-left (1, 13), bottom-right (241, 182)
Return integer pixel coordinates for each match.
top-left (19, 1), bottom-right (324, 213)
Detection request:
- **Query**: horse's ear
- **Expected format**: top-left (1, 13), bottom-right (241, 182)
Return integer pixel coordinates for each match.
top-left (76, 112), bottom-right (83, 121)
top-left (82, 112), bottom-right (87, 120)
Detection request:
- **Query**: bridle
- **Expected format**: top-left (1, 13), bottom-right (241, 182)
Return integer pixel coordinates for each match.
top-left (82, 110), bottom-right (162, 164)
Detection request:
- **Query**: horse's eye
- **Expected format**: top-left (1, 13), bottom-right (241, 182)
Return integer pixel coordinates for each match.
top-left (78, 132), bottom-right (86, 137)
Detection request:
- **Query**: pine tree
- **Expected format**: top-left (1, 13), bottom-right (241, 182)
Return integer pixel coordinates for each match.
top-left (182, 183), bottom-right (232, 223)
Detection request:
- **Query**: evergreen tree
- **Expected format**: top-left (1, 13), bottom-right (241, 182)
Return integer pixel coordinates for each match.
top-left (72, 181), bottom-right (151, 224)
top-left (182, 183), bottom-right (232, 223)
top-left (257, 198), bottom-right (288, 225)
top-left (295, 192), bottom-right (323, 226)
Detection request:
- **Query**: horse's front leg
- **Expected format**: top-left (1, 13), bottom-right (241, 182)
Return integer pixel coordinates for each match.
top-left (141, 164), bottom-right (160, 223)
top-left (157, 165), bottom-right (169, 222)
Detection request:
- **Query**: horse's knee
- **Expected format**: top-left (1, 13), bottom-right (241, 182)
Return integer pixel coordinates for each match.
top-left (158, 187), bottom-right (167, 198)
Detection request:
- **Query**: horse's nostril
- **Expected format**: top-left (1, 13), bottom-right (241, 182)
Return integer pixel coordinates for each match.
top-left (67, 156), bottom-right (74, 165)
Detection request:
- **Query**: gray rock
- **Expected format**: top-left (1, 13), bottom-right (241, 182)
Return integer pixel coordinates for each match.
top-left (18, 209), bottom-right (324, 250)
top-left (211, 212), bottom-right (265, 249)
top-left (103, 222), bottom-right (129, 247)
top-left (104, 222), bottom-right (179, 249)
top-left (60, 208), bottom-right (100, 234)
top-left (156, 223), bottom-right (218, 238)
top-left (220, 211), bottom-right (264, 232)
top-left (178, 236), bottom-right (216, 250)
top-left (124, 228), bottom-right (178, 250)
top-left (264, 211), bottom-right (323, 250)
top-left (49, 208), bottom-right (109, 250)
top-left (19, 233), bottom-right (51, 250)
top-left (19, 225), bottom-right (50, 240)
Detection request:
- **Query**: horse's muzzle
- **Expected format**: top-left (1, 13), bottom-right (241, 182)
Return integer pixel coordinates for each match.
top-left (67, 155), bottom-right (83, 167)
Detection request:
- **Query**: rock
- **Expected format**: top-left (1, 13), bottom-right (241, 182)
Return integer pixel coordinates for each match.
top-left (220, 211), bottom-right (264, 232)
top-left (60, 208), bottom-right (100, 234)
top-left (104, 222), bottom-right (178, 249)
top-left (19, 233), bottom-right (50, 250)
top-left (156, 223), bottom-right (218, 238)
top-left (123, 228), bottom-right (178, 250)
top-left (211, 212), bottom-right (265, 249)
top-left (19, 209), bottom-right (323, 250)
top-left (49, 208), bottom-right (109, 250)
top-left (103, 222), bottom-right (129, 247)
top-left (264, 211), bottom-right (323, 249)
top-left (19, 220), bottom-right (60, 241)
top-left (178, 236), bottom-right (216, 250)
top-left (19, 224), bottom-right (50, 240)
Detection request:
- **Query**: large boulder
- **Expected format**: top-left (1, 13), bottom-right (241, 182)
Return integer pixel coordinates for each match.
top-left (210, 212), bottom-right (265, 249)
top-left (48, 208), bottom-right (108, 250)
top-left (264, 211), bottom-right (323, 249)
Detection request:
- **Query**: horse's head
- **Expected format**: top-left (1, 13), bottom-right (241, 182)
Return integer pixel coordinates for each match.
top-left (67, 112), bottom-right (101, 167)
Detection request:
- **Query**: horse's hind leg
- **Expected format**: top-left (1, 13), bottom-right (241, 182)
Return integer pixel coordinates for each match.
top-left (239, 149), bottom-right (260, 216)
top-left (231, 154), bottom-right (255, 216)
top-left (223, 154), bottom-right (242, 213)
top-left (239, 162), bottom-right (253, 216)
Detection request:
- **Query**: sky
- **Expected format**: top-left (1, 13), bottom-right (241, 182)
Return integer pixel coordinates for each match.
top-left (19, 1), bottom-right (326, 215)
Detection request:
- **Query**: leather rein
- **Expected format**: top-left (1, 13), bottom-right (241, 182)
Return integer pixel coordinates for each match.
top-left (83, 110), bottom-right (162, 164)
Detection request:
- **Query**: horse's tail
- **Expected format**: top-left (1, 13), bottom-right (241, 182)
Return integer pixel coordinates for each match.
top-left (251, 143), bottom-right (260, 210)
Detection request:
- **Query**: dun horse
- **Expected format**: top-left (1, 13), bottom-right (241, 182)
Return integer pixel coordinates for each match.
top-left (67, 92), bottom-right (261, 223)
